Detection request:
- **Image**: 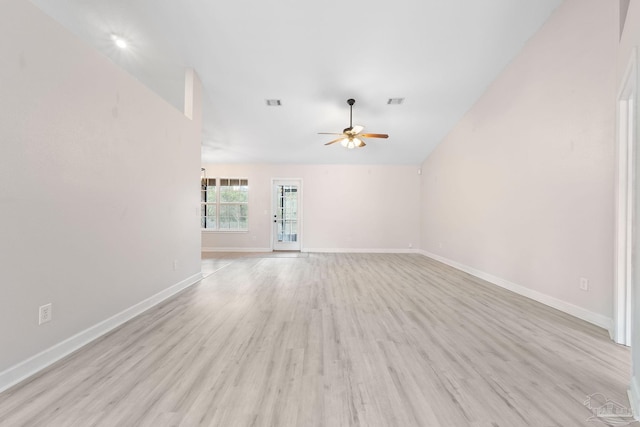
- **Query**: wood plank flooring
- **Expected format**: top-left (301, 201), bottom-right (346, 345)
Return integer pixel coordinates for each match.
top-left (0, 253), bottom-right (632, 426)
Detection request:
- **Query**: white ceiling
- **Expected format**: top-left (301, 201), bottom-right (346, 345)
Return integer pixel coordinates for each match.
top-left (29, 0), bottom-right (562, 165)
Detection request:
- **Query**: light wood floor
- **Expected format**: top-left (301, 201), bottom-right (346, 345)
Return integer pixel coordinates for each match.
top-left (0, 253), bottom-right (632, 426)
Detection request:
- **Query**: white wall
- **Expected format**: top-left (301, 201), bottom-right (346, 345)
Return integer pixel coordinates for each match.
top-left (0, 0), bottom-right (201, 383)
top-left (420, 0), bottom-right (618, 325)
top-left (201, 164), bottom-right (421, 252)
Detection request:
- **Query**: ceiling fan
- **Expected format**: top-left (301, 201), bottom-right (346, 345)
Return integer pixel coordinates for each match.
top-left (319, 99), bottom-right (389, 149)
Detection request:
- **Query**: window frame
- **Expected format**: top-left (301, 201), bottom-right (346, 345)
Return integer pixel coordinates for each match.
top-left (201, 178), bottom-right (217, 230)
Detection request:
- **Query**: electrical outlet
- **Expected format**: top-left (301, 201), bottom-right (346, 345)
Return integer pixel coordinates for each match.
top-left (39, 303), bottom-right (52, 325)
top-left (409, 243), bottom-right (413, 249)
top-left (579, 277), bottom-right (589, 291)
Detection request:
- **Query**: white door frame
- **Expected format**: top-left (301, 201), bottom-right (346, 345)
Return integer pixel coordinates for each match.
top-left (271, 178), bottom-right (303, 251)
top-left (615, 48), bottom-right (638, 346)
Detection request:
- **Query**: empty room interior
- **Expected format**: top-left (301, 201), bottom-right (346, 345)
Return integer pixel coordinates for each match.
top-left (2, 0), bottom-right (640, 426)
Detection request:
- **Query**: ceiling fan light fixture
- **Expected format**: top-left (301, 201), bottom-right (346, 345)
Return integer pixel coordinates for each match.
top-left (340, 137), bottom-right (363, 149)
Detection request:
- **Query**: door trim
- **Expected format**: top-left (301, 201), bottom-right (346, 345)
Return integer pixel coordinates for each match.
top-left (614, 47), bottom-right (637, 346)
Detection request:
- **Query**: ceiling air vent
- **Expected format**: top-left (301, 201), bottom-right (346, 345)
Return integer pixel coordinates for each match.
top-left (387, 98), bottom-right (404, 105)
top-left (266, 99), bottom-right (282, 106)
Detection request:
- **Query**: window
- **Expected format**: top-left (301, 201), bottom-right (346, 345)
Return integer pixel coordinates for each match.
top-left (201, 178), bottom-right (217, 229)
top-left (201, 177), bottom-right (248, 231)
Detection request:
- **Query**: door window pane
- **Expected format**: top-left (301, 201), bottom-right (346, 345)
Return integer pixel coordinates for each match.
top-left (277, 185), bottom-right (298, 242)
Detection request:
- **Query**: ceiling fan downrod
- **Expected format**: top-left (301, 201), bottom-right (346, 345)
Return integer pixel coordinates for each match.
top-left (347, 98), bottom-right (355, 131)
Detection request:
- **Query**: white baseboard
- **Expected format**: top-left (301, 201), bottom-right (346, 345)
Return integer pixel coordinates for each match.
top-left (629, 376), bottom-right (640, 420)
top-left (418, 250), bottom-right (613, 331)
top-left (302, 248), bottom-right (418, 254)
top-left (203, 247), bottom-right (419, 254)
top-left (202, 247), bottom-right (272, 253)
top-left (0, 272), bottom-right (202, 394)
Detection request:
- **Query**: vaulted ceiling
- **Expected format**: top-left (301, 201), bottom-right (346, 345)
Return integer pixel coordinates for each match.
top-left (30, 0), bottom-right (563, 164)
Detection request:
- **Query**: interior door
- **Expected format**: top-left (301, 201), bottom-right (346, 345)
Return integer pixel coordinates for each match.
top-left (272, 180), bottom-right (301, 251)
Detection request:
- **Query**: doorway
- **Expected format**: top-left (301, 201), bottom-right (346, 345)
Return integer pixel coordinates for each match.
top-left (615, 48), bottom-right (637, 346)
top-left (272, 179), bottom-right (302, 251)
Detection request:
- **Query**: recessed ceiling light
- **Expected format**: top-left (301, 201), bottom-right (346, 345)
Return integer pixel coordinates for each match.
top-left (111, 34), bottom-right (128, 49)
top-left (387, 98), bottom-right (404, 105)
top-left (266, 99), bottom-right (282, 106)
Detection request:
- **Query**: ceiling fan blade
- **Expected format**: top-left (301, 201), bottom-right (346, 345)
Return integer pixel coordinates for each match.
top-left (358, 140), bottom-right (366, 147)
top-left (351, 125), bottom-right (364, 135)
top-left (318, 132), bottom-right (344, 135)
top-left (360, 133), bottom-right (389, 139)
top-left (324, 137), bottom-right (346, 146)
